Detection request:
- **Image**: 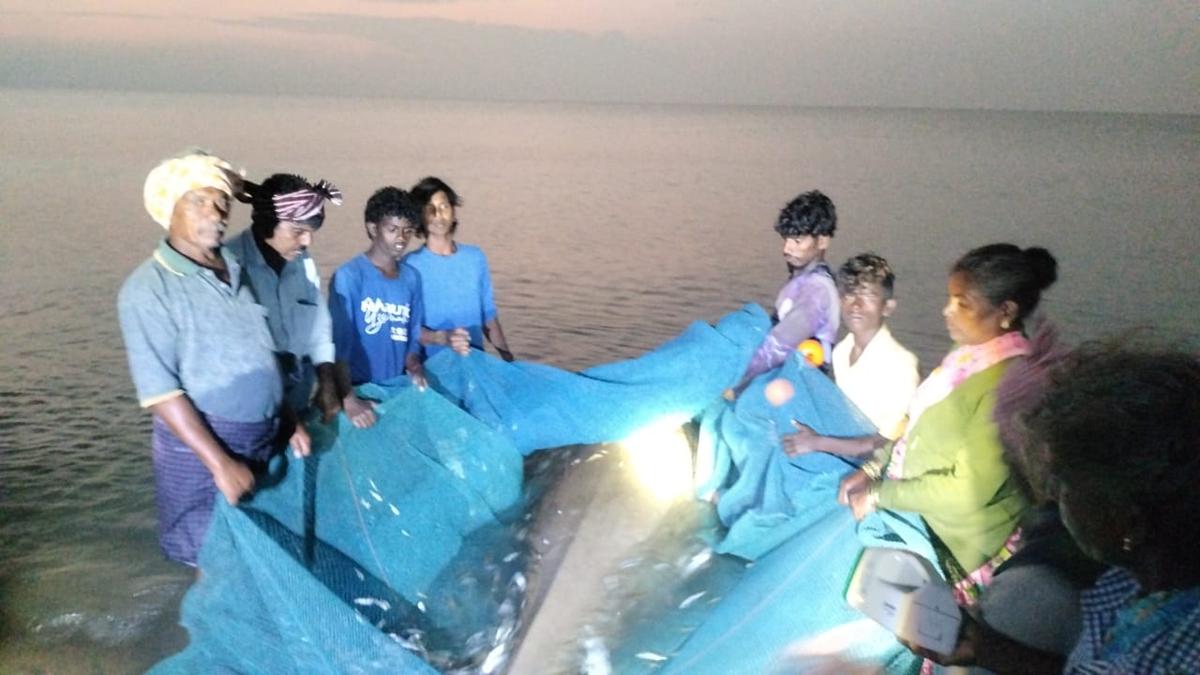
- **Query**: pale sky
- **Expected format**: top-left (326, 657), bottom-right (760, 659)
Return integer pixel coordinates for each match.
top-left (1, 0), bottom-right (1197, 113)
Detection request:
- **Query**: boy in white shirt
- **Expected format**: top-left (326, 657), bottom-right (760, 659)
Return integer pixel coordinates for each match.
top-left (783, 253), bottom-right (920, 457)
top-left (830, 253), bottom-right (919, 440)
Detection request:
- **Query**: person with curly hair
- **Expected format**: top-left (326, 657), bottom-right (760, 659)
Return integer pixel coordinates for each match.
top-left (729, 189), bottom-right (840, 395)
top-left (327, 187), bottom-right (429, 427)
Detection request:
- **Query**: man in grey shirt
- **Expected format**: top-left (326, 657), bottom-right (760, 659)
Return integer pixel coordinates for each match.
top-left (117, 150), bottom-right (310, 566)
top-left (225, 174), bottom-right (342, 420)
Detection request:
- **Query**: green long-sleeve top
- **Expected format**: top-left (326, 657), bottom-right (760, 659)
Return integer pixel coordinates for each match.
top-left (875, 359), bottom-right (1029, 573)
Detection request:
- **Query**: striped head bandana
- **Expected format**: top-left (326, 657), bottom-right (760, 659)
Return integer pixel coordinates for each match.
top-left (272, 180), bottom-right (343, 224)
top-left (143, 151), bottom-right (240, 228)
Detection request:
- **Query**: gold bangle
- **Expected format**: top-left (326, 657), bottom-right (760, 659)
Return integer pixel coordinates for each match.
top-left (860, 460), bottom-right (883, 481)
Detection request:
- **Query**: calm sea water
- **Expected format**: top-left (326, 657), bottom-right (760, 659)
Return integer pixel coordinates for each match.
top-left (1, 89), bottom-right (1197, 672)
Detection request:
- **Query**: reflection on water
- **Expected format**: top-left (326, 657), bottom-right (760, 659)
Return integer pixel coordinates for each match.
top-left (0, 89), bottom-right (1197, 672)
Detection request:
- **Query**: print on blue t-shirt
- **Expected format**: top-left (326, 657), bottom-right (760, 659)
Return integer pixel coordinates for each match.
top-left (329, 254), bottom-right (424, 385)
top-left (361, 296), bottom-right (413, 343)
top-left (402, 244), bottom-right (497, 358)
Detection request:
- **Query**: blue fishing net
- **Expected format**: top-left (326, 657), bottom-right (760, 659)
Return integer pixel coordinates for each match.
top-left (578, 354), bottom-right (937, 674)
top-left (151, 386), bottom-right (528, 674)
top-left (697, 355), bottom-right (879, 560)
top-left (424, 304), bottom-right (770, 455)
top-left (602, 506), bottom-right (932, 675)
top-left (151, 304), bottom-right (934, 673)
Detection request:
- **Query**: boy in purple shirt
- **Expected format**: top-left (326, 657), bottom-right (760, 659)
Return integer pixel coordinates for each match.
top-left (730, 190), bottom-right (840, 395)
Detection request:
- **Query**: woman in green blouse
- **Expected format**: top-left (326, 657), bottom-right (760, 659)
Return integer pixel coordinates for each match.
top-left (786, 243), bottom-right (1058, 600)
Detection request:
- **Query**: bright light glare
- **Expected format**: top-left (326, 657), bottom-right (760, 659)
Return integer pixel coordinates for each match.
top-left (778, 618), bottom-right (879, 656)
top-left (621, 417), bottom-right (693, 502)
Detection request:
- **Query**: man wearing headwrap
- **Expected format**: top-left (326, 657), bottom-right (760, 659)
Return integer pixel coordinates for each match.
top-left (117, 150), bottom-right (311, 567)
top-left (225, 174), bottom-right (374, 427)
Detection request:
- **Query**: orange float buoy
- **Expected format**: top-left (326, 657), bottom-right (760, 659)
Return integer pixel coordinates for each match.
top-left (797, 339), bottom-right (824, 368)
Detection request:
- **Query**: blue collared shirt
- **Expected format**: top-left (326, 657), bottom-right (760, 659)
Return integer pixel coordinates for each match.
top-left (225, 229), bottom-right (335, 365)
top-left (117, 239), bottom-right (283, 423)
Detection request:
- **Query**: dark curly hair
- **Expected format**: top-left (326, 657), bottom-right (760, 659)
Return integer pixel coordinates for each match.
top-left (952, 244), bottom-right (1057, 329)
top-left (363, 187), bottom-right (421, 233)
top-left (1021, 341), bottom-right (1200, 557)
top-left (836, 252), bottom-right (895, 299)
top-left (410, 176), bottom-right (461, 237)
top-left (774, 190), bottom-right (837, 239)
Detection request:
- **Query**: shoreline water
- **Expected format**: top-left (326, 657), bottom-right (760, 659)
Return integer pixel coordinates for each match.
top-left (1, 90), bottom-right (1196, 673)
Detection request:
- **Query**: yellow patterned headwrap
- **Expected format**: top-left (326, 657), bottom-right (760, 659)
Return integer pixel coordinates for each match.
top-left (143, 150), bottom-right (239, 228)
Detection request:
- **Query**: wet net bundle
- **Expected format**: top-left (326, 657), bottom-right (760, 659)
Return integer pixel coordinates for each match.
top-left (152, 304), bottom-right (933, 674)
top-left (152, 386), bottom-right (527, 674)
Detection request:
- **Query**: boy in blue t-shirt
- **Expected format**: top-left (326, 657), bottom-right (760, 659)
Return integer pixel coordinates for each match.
top-left (329, 187), bottom-right (427, 426)
top-left (406, 176), bottom-right (514, 361)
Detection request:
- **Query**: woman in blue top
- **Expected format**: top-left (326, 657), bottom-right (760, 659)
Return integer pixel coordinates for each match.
top-left (406, 177), bottom-right (516, 362)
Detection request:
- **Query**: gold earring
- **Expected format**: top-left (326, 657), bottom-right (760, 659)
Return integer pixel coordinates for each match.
top-left (1000, 318), bottom-right (1011, 330)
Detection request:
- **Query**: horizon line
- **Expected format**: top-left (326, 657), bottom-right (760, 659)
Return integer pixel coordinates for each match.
top-left (3, 83), bottom-right (1198, 119)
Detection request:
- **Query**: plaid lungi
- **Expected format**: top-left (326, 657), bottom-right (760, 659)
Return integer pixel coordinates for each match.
top-left (151, 413), bottom-right (277, 565)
